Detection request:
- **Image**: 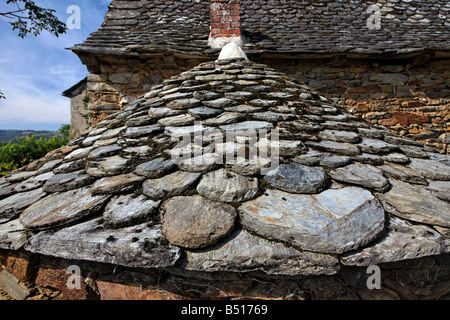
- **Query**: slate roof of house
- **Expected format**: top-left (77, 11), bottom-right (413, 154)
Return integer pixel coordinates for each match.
top-left (71, 0), bottom-right (450, 57)
top-left (1, 46), bottom-right (449, 276)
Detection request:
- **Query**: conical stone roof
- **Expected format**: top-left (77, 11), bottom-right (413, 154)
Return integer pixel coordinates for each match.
top-left (1, 50), bottom-right (450, 278)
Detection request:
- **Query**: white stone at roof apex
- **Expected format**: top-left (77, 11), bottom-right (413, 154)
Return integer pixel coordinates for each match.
top-left (217, 42), bottom-right (249, 61)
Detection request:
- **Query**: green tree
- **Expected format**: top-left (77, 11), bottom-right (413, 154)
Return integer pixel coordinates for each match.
top-left (0, 0), bottom-right (67, 38)
top-left (0, 124), bottom-right (70, 176)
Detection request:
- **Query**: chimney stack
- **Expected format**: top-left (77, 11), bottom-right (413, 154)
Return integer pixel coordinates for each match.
top-left (209, 0), bottom-right (243, 49)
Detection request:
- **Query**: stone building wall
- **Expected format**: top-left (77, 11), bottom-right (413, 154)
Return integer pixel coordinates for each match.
top-left (266, 56), bottom-right (450, 155)
top-left (79, 55), bottom-right (449, 154)
top-left (1, 249), bottom-right (449, 300)
top-left (83, 55), bottom-right (209, 129)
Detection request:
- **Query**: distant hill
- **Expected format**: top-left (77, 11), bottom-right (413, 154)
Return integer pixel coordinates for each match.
top-left (0, 130), bottom-right (61, 145)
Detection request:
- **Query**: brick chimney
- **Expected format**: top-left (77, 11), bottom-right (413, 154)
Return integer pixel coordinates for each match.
top-left (209, 0), bottom-right (243, 49)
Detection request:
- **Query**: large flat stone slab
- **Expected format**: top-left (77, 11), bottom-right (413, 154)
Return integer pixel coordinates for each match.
top-left (91, 174), bottom-right (145, 195)
top-left (43, 170), bottom-right (93, 192)
top-left (0, 188), bottom-right (47, 222)
top-left (184, 229), bottom-right (339, 276)
top-left (407, 158), bottom-right (450, 181)
top-left (161, 195), bottom-right (237, 249)
top-left (25, 218), bottom-right (181, 269)
top-left (197, 168), bottom-right (258, 203)
top-left (103, 195), bottom-right (161, 228)
top-left (135, 158), bottom-right (176, 178)
top-left (20, 188), bottom-right (110, 231)
top-left (377, 179), bottom-right (450, 227)
top-left (142, 171), bottom-right (202, 199)
top-left (239, 187), bottom-right (385, 254)
top-left (341, 218), bottom-right (445, 266)
top-left (264, 163), bottom-right (328, 194)
top-left (329, 163), bottom-right (390, 192)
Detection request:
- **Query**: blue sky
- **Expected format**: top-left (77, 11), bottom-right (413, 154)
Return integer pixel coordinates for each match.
top-left (0, 0), bottom-right (110, 131)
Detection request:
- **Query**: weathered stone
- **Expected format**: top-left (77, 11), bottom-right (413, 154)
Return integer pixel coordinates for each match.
top-left (148, 107), bottom-right (184, 119)
top-left (320, 155), bottom-right (351, 168)
top-left (193, 91), bottom-right (220, 101)
top-left (0, 270), bottom-right (30, 300)
top-left (407, 158), bottom-right (450, 181)
top-left (219, 121), bottom-right (273, 132)
top-left (0, 188), bottom-right (47, 221)
top-left (13, 172), bottom-right (53, 192)
top-left (25, 218), bottom-right (180, 268)
top-left (96, 156), bottom-right (130, 176)
top-left (36, 160), bottom-right (63, 175)
top-left (0, 219), bottom-right (27, 250)
top-left (341, 218), bottom-right (445, 267)
top-left (157, 114), bottom-right (195, 127)
top-left (357, 138), bottom-right (398, 154)
top-left (307, 140), bottom-right (360, 156)
top-left (426, 181), bottom-right (450, 202)
top-left (224, 91), bottom-right (255, 101)
top-left (142, 171), bottom-right (202, 199)
top-left (125, 125), bottom-right (161, 138)
top-left (399, 145), bottom-right (429, 158)
top-left (265, 92), bottom-right (294, 99)
top-left (248, 99), bottom-right (278, 107)
top-left (87, 145), bottom-right (121, 160)
top-left (380, 163), bottom-right (428, 185)
top-left (178, 153), bottom-right (221, 172)
top-left (239, 187), bottom-right (385, 254)
top-left (226, 158), bottom-right (271, 176)
top-left (161, 195), bottom-right (237, 249)
top-left (382, 153), bottom-right (410, 164)
top-left (264, 164), bottom-right (328, 194)
top-left (188, 107), bottom-right (223, 118)
top-left (224, 105), bottom-right (264, 113)
top-left (202, 98), bottom-right (237, 109)
top-left (184, 229), bottom-right (339, 276)
top-left (135, 158), bottom-right (176, 178)
top-left (203, 112), bottom-right (245, 126)
top-left (318, 130), bottom-right (360, 144)
top-left (0, 182), bottom-right (16, 200)
top-left (197, 169), bottom-right (258, 203)
top-left (43, 170), bottom-right (93, 192)
top-left (103, 195), bottom-right (161, 228)
top-left (93, 137), bottom-right (118, 148)
top-left (377, 179), bottom-right (450, 227)
top-left (54, 159), bottom-right (86, 174)
top-left (5, 171), bottom-right (37, 183)
top-left (370, 73), bottom-right (408, 86)
top-left (329, 163), bottom-right (390, 192)
top-left (20, 188), bottom-right (109, 231)
top-left (166, 98), bottom-right (201, 110)
top-left (91, 174), bottom-right (144, 195)
top-left (99, 127), bottom-right (126, 140)
top-left (292, 150), bottom-right (325, 166)
top-left (252, 112), bottom-right (296, 122)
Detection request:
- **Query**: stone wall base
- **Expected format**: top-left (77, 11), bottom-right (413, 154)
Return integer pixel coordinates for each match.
top-left (1, 249), bottom-right (449, 300)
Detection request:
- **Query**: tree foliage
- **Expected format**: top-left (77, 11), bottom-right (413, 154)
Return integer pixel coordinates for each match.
top-left (0, 124), bottom-right (70, 176)
top-left (0, 0), bottom-right (67, 38)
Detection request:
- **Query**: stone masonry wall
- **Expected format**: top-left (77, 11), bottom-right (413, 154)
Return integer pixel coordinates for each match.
top-left (79, 55), bottom-right (449, 154)
top-left (84, 55), bottom-right (208, 129)
top-left (1, 249), bottom-right (449, 300)
top-left (265, 56), bottom-right (450, 155)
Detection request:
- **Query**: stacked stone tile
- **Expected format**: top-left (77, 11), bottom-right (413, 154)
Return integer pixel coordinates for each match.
top-left (0, 55), bottom-right (449, 281)
top-left (72, 0), bottom-right (450, 56)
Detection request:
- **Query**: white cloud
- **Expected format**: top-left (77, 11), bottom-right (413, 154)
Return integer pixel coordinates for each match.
top-left (0, 0), bottom-right (109, 130)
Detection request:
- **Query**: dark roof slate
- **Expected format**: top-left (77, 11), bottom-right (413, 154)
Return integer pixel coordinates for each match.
top-left (72, 0), bottom-right (450, 57)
